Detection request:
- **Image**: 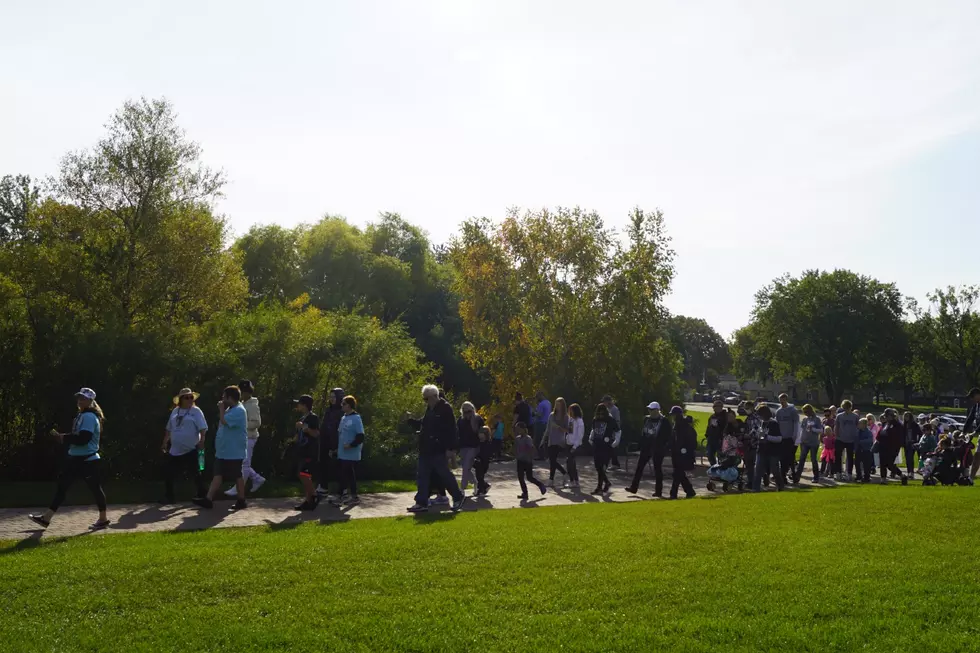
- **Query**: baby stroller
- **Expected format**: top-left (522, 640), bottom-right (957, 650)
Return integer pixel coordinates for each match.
top-left (920, 450), bottom-right (940, 486)
top-left (706, 434), bottom-right (744, 492)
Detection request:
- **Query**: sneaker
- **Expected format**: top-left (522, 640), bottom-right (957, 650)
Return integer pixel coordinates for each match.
top-left (294, 500), bottom-right (316, 511)
top-left (92, 519), bottom-right (111, 530)
top-left (540, 485), bottom-right (548, 496)
top-left (685, 491), bottom-right (696, 499)
top-left (880, 477), bottom-right (888, 485)
top-left (251, 477), bottom-right (266, 492)
top-left (224, 487), bottom-right (238, 498)
top-left (846, 474), bottom-right (853, 482)
top-left (901, 475), bottom-right (908, 486)
top-left (812, 476), bottom-right (819, 483)
top-left (610, 464), bottom-right (621, 470)
top-left (192, 497), bottom-right (213, 509)
top-left (652, 492), bottom-right (663, 499)
top-left (625, 486), bottom-right (639, 495)
top-left (603, 483), bottom-right (611, 494)
top-left (28, 513), bottom-right (50, 529)
top-left (561, 476), bottom-right (568, 489)
top-left (315, 485), bottom-right (328, 497)
top-left (346, 496), bottom-right (361, 506)
top-left (590, 487), bottom-right (602, 495)
top-left (231, 499), bottom-right (247, 511)
top-left (406, 504), bottom-right (428, 513)
top-left (451, 496), bottom-right (466, 512)
top-left (432, 495), bottom-right (450, 506)
top-left (517, 494), bottom-right (529, 500)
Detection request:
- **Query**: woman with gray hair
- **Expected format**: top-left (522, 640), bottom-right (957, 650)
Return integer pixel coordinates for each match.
top-left (406, 384), bottom-right (464, 513)
top-left (456, 401), bottom-right (484, 494)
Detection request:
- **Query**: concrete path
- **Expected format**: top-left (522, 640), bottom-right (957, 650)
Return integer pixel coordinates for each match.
top-left (0, 458), bottom-right (826, 543)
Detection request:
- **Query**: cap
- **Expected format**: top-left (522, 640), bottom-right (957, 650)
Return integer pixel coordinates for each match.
top-left (239, 379), bottom-right (254, 394)
top-left (646, 401), bottom-right (661, 410)
top-left (293, 394), bottom-right (314, 408)
top-left (75, 387), bottom-right (96, 401)
top-left (669, 405), bottom-right (684, 416)
top-left (601, 394), bottom-right (613, 402)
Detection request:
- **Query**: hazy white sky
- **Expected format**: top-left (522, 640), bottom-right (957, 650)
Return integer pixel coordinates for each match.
top-left (3, 0), bottom-right (979, 337)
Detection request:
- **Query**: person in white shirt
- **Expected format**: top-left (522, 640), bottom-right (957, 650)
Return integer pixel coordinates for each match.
top-left (565, 403), bottom-right (586, 489)
top-left (226, 379), bottom-right (265, 497)
top-left (161, 388), bottom-right (208, 504)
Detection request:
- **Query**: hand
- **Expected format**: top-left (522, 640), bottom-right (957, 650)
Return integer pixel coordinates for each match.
top-left (196, 440), bottom-right (205, 450)
top-left (295, 421), bottom-right (304, 430)
top-left (161, 446), bottom-right (169, 455)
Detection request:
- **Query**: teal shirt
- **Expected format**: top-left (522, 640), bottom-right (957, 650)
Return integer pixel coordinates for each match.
top-left (69, 411), bottom-right (101, 460)
top-left (215, 404), bottom-right (247, 460)
top-left (493, 423), bottom-right (504, 441)
top-left (338, 412), bottom-right (364, 461)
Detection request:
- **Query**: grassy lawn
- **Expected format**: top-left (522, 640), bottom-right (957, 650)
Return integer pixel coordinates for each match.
top-left (0, 478), bottom-right (417, 509)
top-left (3, 487), bottom-right (979, 652)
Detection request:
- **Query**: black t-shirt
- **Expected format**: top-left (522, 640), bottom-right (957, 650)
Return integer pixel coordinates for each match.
top-left (514, 402), bottom-right (532, 428)
top-left (297, 412), bottom-right (320, 458)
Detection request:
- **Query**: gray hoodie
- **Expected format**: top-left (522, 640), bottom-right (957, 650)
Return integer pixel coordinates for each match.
top-left (835, 412), bottom-right (859, 444)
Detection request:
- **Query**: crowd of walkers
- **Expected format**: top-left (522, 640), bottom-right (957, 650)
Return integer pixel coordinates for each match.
top-left (26, 382), bottom-right (980, 530)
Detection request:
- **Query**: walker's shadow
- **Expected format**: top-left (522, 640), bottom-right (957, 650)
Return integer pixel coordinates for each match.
top-left (552, 489), bottom-right (599, 503)
top-left (111, 505), bottom-right (182, 531)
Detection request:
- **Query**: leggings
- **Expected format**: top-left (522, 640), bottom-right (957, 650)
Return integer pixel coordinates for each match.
top-left (566, 450), bottom-right (579, 483)
top-left (337, 459), bottom-right (358, 497)
top-left (903, 443), bottom-right (917, 475)
top-left (517, 461), bottom-right (545, 496)
top-left (593, 450), bottom-right (611, 489)
top-left (548, 445), bottom-right (567, 480)
top-left (51, 456), bottom-right (106, 512)
top-left (474, 458), bottom-right (490, 492)
top-left (795, 444), bottom-right (819, 479)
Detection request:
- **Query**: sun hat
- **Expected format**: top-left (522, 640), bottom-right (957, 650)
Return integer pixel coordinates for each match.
top-left (74, 387), bottom-right (96, 401)
top-left (646, 401), bottom-right (661, 410)
top-left (172, 388), bottom-right (200, 405)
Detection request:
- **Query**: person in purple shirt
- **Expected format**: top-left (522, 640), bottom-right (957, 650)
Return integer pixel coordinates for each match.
top-left (533, 391), bottom-right (551, 459)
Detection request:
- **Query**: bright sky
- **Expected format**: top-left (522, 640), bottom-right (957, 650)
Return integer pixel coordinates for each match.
top-left (4, 0), bottom-right (979, 337)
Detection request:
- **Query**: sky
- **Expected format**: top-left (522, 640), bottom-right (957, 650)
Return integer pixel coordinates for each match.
top-left (3, 0), bottom-right (979, 337)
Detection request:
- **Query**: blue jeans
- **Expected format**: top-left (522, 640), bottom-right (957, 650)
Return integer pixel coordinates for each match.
top-left (795, 444), bottom-right (819, 479)
top-left (414, 452), bottom-right (462, 505)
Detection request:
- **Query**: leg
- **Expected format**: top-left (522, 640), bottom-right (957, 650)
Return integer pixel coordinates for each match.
top-left (809, 446), bottom-right (819, 477)
top-left (566, 451), bottom-right (578, 483)
top-left (844, 443), bottom-right (855, 478)
top-left (548, 446), bottom-right (559, 480)
top-left (46, 457), bottom-right (82, 519)
top-left (971, 449), bottom-right (980, 480)
top-left (81, 460), bottom-right (108, 521)
top-left (517, 461), bottom-right (530, 497)
top-left (752, 449), bottom-right (763, 490)
top-left (679, 469), bottom-right (695, 496)
top-left (527, 464), bottom-right (546, 492)
top-left (745, 451), bottom-right (756, 491)
top-left (652, 451), bottom-right (665, 496)
top-left (706, 436), bottom-right (719, 466)
top-left (770, 455), bottom-right (784, 490)
top-left (794, 446), bottom-right (806, 480)
top-left (550, 446), bottom-right (566, 477)
top-left (432, 453), bottom-right (463, 501)
top-left (629, 448), bottom-right (652, 490)
top-left (904, 444), bottom-right (915, 475)
top-left (834, 440), bottom-right (844, 476)
top-left (459, 448), bottom-right (475, 490)
top-left (413, 455), bottom-right (434, 506)
top-left (670, 471), bottom-right (681, 497)
top-left (206, 474), bottom-right (223, 501)
top-left (164, 454), bottom-right (179, 502)
top-left (190, 450), bottom-right (207, 498)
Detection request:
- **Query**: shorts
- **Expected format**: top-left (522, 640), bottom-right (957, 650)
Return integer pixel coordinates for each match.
top-left (216, 458), bottom-right (243, 480)
top-left (297, 457), bottom-right (314, 478)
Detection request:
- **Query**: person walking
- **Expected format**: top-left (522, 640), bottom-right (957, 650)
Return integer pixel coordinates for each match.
top-left (513, 392), bottom-right (532, 440)
top-left (456, 401), bottom-right (484, 494)
top-left (30, 388), bottom-right (110, 530)
top-left (602, 395), bottom-right (623, 469)
top-left (741, 402), bottom-right (762, 491)
top-left (776, 393), bottom-right (800, 485)
top-left (193, 386), bottom-right (248, 511)
top-left (964, 389), bottom-right (980, 480)
top-left (866, 413), bottom-right (881, 476)
top-left (668, 406), bottom-right (697, 499)
top-left (333, 395), bottom-right (365, 505)
top-left (543, 397), bottom-right (569, 487)
top-left (407, 385), bottom-right (465, 513)
top-left (474, 426), bottom-right (493, 497)
top-left (514, 422), bottom-right (547, 500)
top-left (902, 411), bottom-right (922, 478)
top-left (317, 388), bottom-right (345, 499)
top-left (490, 413), bottom-right (505, 461)
top-left (225, 380), bottom-right (265, 497)
top-left (533, 392), bottom-right (551, 460)
top-left (589, 403), bottom-right (619, 495)
top-left (756, 404), bottom-right (785, 491)
top-left (291, 394), bottom-right (321, 511)
top-left (704, 400), bottom-right (727, 466)
top-left (833, 400), bottom-right (859, 481)
top-left (795, 404), bottom-right (822, 483)
top-left (625, 401), bottom-right (673, 497)
top-left (876, 409), bottom-right (909, 485)
top-left (566, 403), bottom-right (585, 489)
top-left (161, 387), bottom-right (208, 504)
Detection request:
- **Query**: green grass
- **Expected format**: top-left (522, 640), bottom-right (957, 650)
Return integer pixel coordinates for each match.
top-left (3, 487), bottom-right (979, 652)
top-left (878, 402), bottom-right (967, 416)
top-left (0, 478), bottom-right (417, 509)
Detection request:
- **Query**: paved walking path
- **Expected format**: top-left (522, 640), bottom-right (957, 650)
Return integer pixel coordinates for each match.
top-left (0, 458), bottom-right (827, 543)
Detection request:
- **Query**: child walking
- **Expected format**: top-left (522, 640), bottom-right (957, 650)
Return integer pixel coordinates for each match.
top-left (855, 418), bottom-right (874, 483)
top-left (515, 422), bottom-right (547, 500)
top-left (819, 426), bottom-right (835, 478)
top-left (566, 403), bottom-right (585, 489)
top-left (589, 403), bottom-right (619, 495)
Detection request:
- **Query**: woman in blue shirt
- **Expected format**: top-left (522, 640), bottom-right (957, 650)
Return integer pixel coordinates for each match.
top-left (29, 388), bottom-right (110, 530)
top-left (332, 395), bottom-right (365, 506)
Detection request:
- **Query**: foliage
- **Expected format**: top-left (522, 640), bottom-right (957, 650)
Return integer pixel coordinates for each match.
top-left (919, 286), bottom-right (980, 390)
top-left (3, 489), bottom-right (978, 652)
top-left (666, 315), bottom-right (731, 387)
top-left (748, 269), bottom-right (904, 402)
top-left (450, 206), bottom-right (682, 433)
top-left (729, 323), bottom-right (773, 384)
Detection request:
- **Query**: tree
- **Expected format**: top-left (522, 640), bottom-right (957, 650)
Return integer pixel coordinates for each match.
top-left (233, 224), bottom-right (303, 306)
top-left (451, 206), bottom-right (682, 432)
top-left (749, 269), bottom-right (904, 402)
top-left (730, 323), bottom-right (774, 384)
top-left (666, 315), bottom-right (731, 387)
top-left (919, 286), bottom-right (980, 390)
top-left (0, 174), bottom-right (40, 243)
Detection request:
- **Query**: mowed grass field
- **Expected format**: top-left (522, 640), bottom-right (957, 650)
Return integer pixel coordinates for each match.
top-left (3, 488), bottom-right (980, 652)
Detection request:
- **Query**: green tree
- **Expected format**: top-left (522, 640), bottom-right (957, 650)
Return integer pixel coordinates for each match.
top-left (666, 315), bottom-right (731, 388)
top-left (730, 323), bottom-right (774, 384)
top-left (0, 174), bottom-right (40, 243)
top-left (233, 224), bottom-right (303, 306)
top-left (749, 269), bottom-right (904, 402)
top-left (920, 286), bottom-right (980, 390)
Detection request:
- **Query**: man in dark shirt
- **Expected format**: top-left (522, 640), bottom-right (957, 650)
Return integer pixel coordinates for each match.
top-left (407, 384), bottom-right (465, 513)
top-left (965, 388), bottom-right (980, 480)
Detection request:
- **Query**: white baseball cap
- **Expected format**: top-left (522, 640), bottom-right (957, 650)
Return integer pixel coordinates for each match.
top-left (646, 401), bottom-right (661, 410)
top-left (74, 387), bottom-right (97, 400)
